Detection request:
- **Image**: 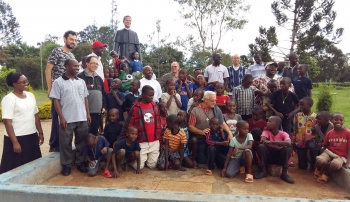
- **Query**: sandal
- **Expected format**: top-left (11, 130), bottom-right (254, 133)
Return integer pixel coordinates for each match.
top-left (245, 174), bottom-right (254, 183)
top-left (101, 169), bottom-right (112, 178)
top-left (239, 166), bottom-right (245, 174)
top-left (205, 169), bottom-right (213, 176)
top-left (314, 170), bottom-right (322, 179)
top-left (317, 174), bottom-right (329, 183)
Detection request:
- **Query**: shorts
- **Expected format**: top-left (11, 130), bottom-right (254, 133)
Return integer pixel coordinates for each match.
top-left (88, 148), bottom-right (113, 176)
top-left (316, 149), bottom-right (346, 170)
top-left (157, 148), bottom-right (180, 165)
top-left (226, 149), bottom-right (253, 178)
top-left (184, 146), bottom-right (192, 157)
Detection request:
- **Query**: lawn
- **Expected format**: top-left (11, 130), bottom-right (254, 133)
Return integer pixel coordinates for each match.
top-left (34, 90), bottom-right (50, 106)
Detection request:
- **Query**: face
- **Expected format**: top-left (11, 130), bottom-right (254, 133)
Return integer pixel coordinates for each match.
top-left (87, 57), bottom-right (98, 73)
top-left (204, 94), bottom-right (216, 108)
top-left (279, 80), bottom-right (290, 91)
top-left (213, 54), bottom-right (222, 64)
top-left (209, 119), bottom-right (220, 131)
top-left (133, 52), bottom-right (139, 60)
top-left (193, 91), bottom-right (203, 102)
top-left (194, 70), bottom-right (202, 78)
top-left (159, 104), bottom-right (167, 114)
top-left (177, 111), bottom-right (187, 122)
top-left (124, 17), bottom-right (132, 28)
top-left (316, 114), bottom-right (329, 126)
top-left (290, 55), bottom-right (299, 66)
top-left (166, 120), bottom-right (175, 130)
top-left (197, 75), bottom-right (205, 85)
top-left (111, 79), bottom-right (122, 90)
top-left (167, 80), bottom-right (175, 91)
top-left (93, 47), bottom-right (104, 57)
top-left (299, 100), bottom-right (311, 113)
top-left (66, 59), bottom-right (80, 76)
top-left (226, 101), bottom-right (236, 113)
top-left (108, 111), bottom-right (119, 122)
top-left (254, 54), bottom-right (261, 64)
top-left (252, 111), bottom-right (262, 121)
top-left (171, 63), bottom-right (180, 74)
top-left (64, 34), bottom-right (77, 49)
top-left (109, 68), bottom-right (115, 78)
top-left (267, 82), bottom-right (277, 93)
top-left (242, 79), bottom-right (252, 88)
top-left (127, 129), bottom-right (138, 142)
top-left (13, 75), bottom-right (29, 91)
top-left (266, 117), bottom-right (278, 130)
top-left (215, 84), bottom-right (224, 95)
top-left (143, 67), bottom-right (153, 79)
top-left (232, 55), bottom-right (240, 66)
top-left (277, 64), bottom-right (284, 71)
top-left (110, 51), bottom-right (118, 58)
top-left (297, 65), bottom-right (307, 76)
top-left (331, 114), bottom-right (344, 130)
top-left (238, 123), bottom-right (249, 136)
top-left (178, 70), bottom-right (187, 81)
top-left (129, 81), bottom-right (140, 92)
top-left (142, 90), bottom-right (154, 103)
top-left (86, 138), bottom-right (96, 147)
top-left (103, 69), bottom-right (109, 78)
top-left (266, 64), bottom-right (277, 76)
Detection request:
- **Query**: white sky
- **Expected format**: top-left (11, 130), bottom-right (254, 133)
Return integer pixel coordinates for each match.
top-left (6, 0), bottom-right (350, 60)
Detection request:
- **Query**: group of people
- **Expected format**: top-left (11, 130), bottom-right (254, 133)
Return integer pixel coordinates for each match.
top-left (1, 16), bottom-right (349, 188)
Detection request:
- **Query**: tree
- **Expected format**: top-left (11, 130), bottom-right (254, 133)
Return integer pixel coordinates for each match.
top-left (248, 26), bottom-right (278, 63)
top-left (71, 42), bottom-right (92, 62)
top-left (16, 57), bottom-right (42, 89)
top-left (0, 0), bottom-right (21, 45)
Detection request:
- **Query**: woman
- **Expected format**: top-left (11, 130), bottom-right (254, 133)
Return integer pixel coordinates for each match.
top-left (0, 72), bottom-right (44, 174)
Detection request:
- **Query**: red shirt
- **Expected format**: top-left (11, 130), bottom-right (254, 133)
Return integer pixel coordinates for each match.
top-left (104, 78), bottom-right (110, 93)
top-left (247, 119), bottom-right (267, 131)
top-left (323, 128), bottom-right (350, 158)
top-left (160, 116), bottom-right (167, 130)
top-left (139, 103), bottom-right (156, 142)
top-left (216, 95), bottom-right (230, 114)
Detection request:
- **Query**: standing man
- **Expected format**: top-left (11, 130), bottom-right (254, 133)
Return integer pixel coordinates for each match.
top-left (49, 59), bottom-right (91, 176)
top-left (45, 30), bottom-right (77, 152)
top-left (139, 66), bottom-right (162, 103)
top-left (227, 54), bottom-right (246, 99)
top-left (204, 53), bottom-right (229, 89)
top-left (159, 62), bottom-right (180, 90)
top-left (282, 53), bottom-right (308, 80)
top-left (247, 53), bottom-right (265, 79)
top-left (77, 56), bottom-right (106, 136)
top-left (87, 40), bottom-right (107, 81)
top-left (114, 15), bottom-right (141, 61)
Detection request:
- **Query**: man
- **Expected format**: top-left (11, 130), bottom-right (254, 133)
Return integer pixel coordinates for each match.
top-left (188, 91), bottom-right (233, 165)
top-left (49, 59), bottom-right (91, 176)
top-left (227, 54), bottom-right (246, 99)
top-left (247, 53), bottom-right (265, 78)
top-left (159, 62), bottom-right (180, 90)
top-left (113, 15), bottom-right (141, 61)
top-left (204, 53), bottom-right (229, 89)
top-left (139, 66), bottom-right (162, 103)
top-left (87, 40), bottom-right (107, 81)
top-left (45, 30), bottom-right (77, 152)
top-left (77, 56), bottom-right (106, 136)
top-left (282, 53), bottom-right (308, 80)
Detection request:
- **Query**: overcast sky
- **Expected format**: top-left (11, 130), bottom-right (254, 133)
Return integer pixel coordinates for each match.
top-left (6, 0), bottom-right (350, 61)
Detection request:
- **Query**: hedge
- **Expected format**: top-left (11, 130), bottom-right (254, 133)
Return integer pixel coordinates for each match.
top-left (0, 101), bottom-right (51, 122)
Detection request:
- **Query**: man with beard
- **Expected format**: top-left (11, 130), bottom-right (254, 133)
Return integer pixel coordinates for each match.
top-left (86, 41), bottom-right (107, 80)
top-left (45, 30), bottom-right (77, 152)
top-left (204, 53), bottom-right (229, 90)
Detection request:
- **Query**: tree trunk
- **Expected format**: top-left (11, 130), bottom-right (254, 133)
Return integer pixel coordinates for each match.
top-left (290, 0), bottom-right (298, 54)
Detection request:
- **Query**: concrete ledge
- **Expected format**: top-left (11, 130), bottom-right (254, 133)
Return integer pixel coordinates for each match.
top-left (331, 167), bottom-right (350, 193)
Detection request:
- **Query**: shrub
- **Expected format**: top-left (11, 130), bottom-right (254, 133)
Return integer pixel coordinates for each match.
top-left (316, 84), bottom-right (333, 112)
top-left (38, 102), bottom-right (52, 119)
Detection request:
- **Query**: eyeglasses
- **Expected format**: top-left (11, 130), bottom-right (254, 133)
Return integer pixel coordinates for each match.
top-left (16, 80), bottom-right (29, 85)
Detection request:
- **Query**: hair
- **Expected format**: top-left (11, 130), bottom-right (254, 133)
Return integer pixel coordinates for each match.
top-left (299, 64), bottom-right (308, 70)
top-left (127, 126), bottom-right (138, 133)
top-left (197, 74), bottom-right (205, 79)
top-left (171, 62), bottom-right (179, 67)
top-left (300, 97), bottom-right (313, 106)
top-left (203, 91), bottom-right (216, 100)
top-left (288, 52), bottom-right (298, 60)
top-left (252, 106), bottom-right (264, 114)
top-left (143, 65), bottom-right (152, 71)
top-left (232, 54), bottom-right (240, 58)
top-left (317, 111), bottom-right (331, 120)
top-left (63, 30), bottom-right (77, 39)
top-left (86, 55), bottom-right (98, 63)
top-left (123, 15), bottom-right (132, 22)
top-left (6, 72), bottom-right (23, 87)
top-left (166, 114), bottom-right (179, 124)
top-left (281, 77), bottom-right (292, 84)
top-left (165, 78), bottom-right (175, 86)
top-left (209, 117), bottom-right (220, 123)
top-left (215, 82), bottom-right (224, 88)
top-left (278, 62), bottom-right (285, 68)
top-left (109, 108), bottom-right (119, 114)
top-left (267, 79), bottom-right (277, 86)
top-left (131, 51), bottom-right (139, 58)
top-left (81, 56), bottom-right (88, 61)
top-left (254, 52), bottom-right (261, 57)
top-left (131, 79), bottom-right (141, 86)
top-left (110, 50), bottom-right (117, 56)
top-left (226, 99), bottom-right (236, 106)
top-left (331, 112), bottom-right (344, 119)
top-left (236, 120), bottom-right (248, 129)
top-left (158, 101), bottom-right (166, 108)
top-left (212, 52), bottom-right (220, 59)
top-left (84, 133), bottom-right (95, 143)
top-left (242, 74), bottom-right (253, 81)
top-left (179, 68), bottom-right (188, 74)
top-left (194, 89), bottom-right (204, 96)
top-left (64, 58), bottom-right (76, 66)
top-left (178, 110), bottom-right (187, 115)
top-left (141, 85), bottom-right (154, 95)
top-left (194, 68), bottom-right (202, 73)
top-left (270, 116), bottom-right (282, 127)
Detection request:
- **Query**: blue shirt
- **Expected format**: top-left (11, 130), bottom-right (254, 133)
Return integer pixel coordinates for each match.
top-left (193, 84), bottom-right (214, 92)
top-left (113, 138), bottom-right (141, 157)
top-left (82, 136), bottom-right (110, 161)
top-left (293, 76), bottom-right (312, 100)
top-left (130, 60), bottom-right (143, 73)
top-left (175, 80), bottom-right (193, 110)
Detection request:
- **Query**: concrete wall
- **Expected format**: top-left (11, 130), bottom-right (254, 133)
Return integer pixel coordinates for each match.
top-left (331, 168), bottom-right (350, 193)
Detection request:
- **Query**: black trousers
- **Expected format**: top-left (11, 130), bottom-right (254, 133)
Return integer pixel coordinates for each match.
top-left (296, 140), bottom-right (318, 170)
top-left (89, 113), bottom-right (101, 136)
top-left (256, 144), bottom-right (293, 168)
top-left (207, 145), bottom-right (226, 170)
top-left (281, 117), bottom-right (292, 137)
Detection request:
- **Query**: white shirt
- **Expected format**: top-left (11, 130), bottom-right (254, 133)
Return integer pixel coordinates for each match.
top-left (1, 92), bottom-right (39, 136)
top-left (204, 64), bottom-right (229, 83)
top-left (139, 78), bottom-right (162, 102)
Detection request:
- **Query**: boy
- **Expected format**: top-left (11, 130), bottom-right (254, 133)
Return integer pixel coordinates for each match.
top-left (276, 62), bottom-right (285, 76)
top-left (109, 68), bottom-right (115, 79)
top-left (82, 133), bottom-right (113, 178)
top-left (161, 79), bottom-right (182, 115)
top-left (176, 69), bottom-right (193, 111)
top-left (293, 97), bottom-right (318, 171)
top-left (233, 74), bottom-right (255, 121)
top-left (205, 117), bottom-right (229, 175)
top-left (262, 79), bottom-right (277, 120)
top-left (293, 64), bottom-right (312, 100)
top-left (104, 108), bottom-right (123, 147)
top-left (178, 110), bottom-right (196, 168)
top-left (158, 102), bottom-right (168, 133)
top-left (193, 74), bottom-right (214, 92)
top-left (314, 112), bottom-right (350, 183)
top-left (123, 79), bottom-right (141, 114)
top-left (130, 52), bottom-right (143, 75)
top-left (187, 89), bottom-right (204, 113)
top-left (112, 126), bottom-right (141, 178)
top-left (110, 51), bottom-right (122, 73)
top-left (103, 68), bottom-right (111, 93)
top-left (223, 100), bottom-right (242, 135)
top-left (266, 77), bottom-right (299, 136)
top-left (157, 114), bottom-right (187, 171)
top-left (254, 116), bottom-right (294, 184)
top-left (106, 78), bottom-right (124, 122)
top-left (215, 82), bottom-right (230, 114)
top-left (312, 111), bottom-right (333, 150)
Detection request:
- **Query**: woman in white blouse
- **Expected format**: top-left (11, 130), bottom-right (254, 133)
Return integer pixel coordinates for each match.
top-left (0, 72), bottom-right (44, 174)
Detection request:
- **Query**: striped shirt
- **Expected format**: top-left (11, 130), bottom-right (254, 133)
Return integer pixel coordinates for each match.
top-left (164, 128), bottom-right (187, 152)
top-left (246, 63), bottom-right (265, 79)
top-left (232, 85), bottom-right (255, 116)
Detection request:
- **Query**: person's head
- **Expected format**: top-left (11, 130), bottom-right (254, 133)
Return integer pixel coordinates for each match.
top-left (194, 68), bottom-right (202, 78)
top-left (193, 89), bottom-right (204, 102)
top-left (203, 91), bottom-right (217, 109)
top-left (299, 97), bottom-right (313, 114)
top-left (178, 68), bottom-right (188, 81)
top-left (209, 117), bottom-right (220, 131)
top-left (265, 62), bottom-right (278, 77)
top-left (108, 108), bottom-right (119, 123)
top-left (103, 68), bottom-right (110, 78)
top-left (92, 41), bottom-right (107, 57)
top-left (171, 62), bottom-right (180, 74)
top-left (277, 62), bottom-right (285, 72)
top-left (141, 85), bottom-right (154, 103)
top-left (166, 79), bottom-right (176, 91)
top-left (280, 77), bottom-right (292, 92)
top-left (197, 74), bottom-right (206, 85)
top-left (215, 82), bottom-right (224, 95)
top-left (84, 133), bottom-right (97, 147)
top-left (120, 62), bottom-right (128, 71)
top-left (63, 30), bottom-right (77, 50)
top-left (289, 53), bottom-right (299, 66)
top-left (297, 64), bottom-right (308, 77)
top-left (126, 126), bottom-right (138, 142)
top-left (254, 53), bottom-right (262, 64)
top-left (158, 102), bottom-right (167, 115)
top-left (110, 51), bottom-right (118, 58)
top-left (231, 54), bottom-right (240, 66)
top-left (267, 79), bottom-right (278, 93)
top-left (132, 52), bottom-right (139, 60)
top-left (81, 56), bottom-right (88, 69)
top-left (123, 15), bottom-right (132, 29)
top-left (237, 120), bottom-right (249, 136)
top-left (64, 58), bottom-right (79, 77)
top-left (129, 79), bottom-right (140, 93)
top-left (226, 100), bottom-right (236, 114)
top-left (111, 78), bottom-right (122, 90)
top-left (316, 111), bottom-right (331, 127)
top-left (177, 110), bottom-right (187, 123)
top-left (212, 53), bottom-right (222, 65)
top-left (85, 56), bottom-right (98, 73)
top-left (6, 72), bottom-right (28, 91)
top-left (109, 68), bottom-right (115, 78)
top-left (242, 74), bottom-right (253, 88)
top-left (143, 66), bottom-right (153, 80)
top-left (252, 106), bottom-right (264, 122)
top-left (331, 112), bottom-right (344, 131)
top-left (166, 114), bottom-right (179, 130)
top-left (266, 116), bottom-right (282, 130)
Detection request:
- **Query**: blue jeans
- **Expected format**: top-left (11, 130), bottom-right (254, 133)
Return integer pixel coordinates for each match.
top-left (296, 140), bottom-right (318, 170)
top-left (49, 99), bottom-right (59, 148)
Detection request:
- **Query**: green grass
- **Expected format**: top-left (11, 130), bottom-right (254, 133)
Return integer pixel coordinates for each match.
top-left (312, 86), bottom-right (350, 128)
top-left (34, 90), bottom-right (50, 106)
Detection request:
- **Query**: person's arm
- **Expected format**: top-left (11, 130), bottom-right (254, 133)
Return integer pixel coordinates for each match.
top-left (184, 82), bottom-right (193, 98)
top-left (223, 77), bottom-right (228, 91)
top-left (266, 98), bottom-right (283, 119)
top-left (308, 89), bottom-right (312, 98)
top-left (45, 63), bottom-right (54, 98)
top-left (221, 147), bottom-right (234, 177)
top-left (111, 153), bottom-right (119, 178)
top-left (165, 139), bottom-right (169, 171)
top-left (222, 122), bottom-right (233, 140)
top-left (34, 113), bottom-right (44, 145)
top-left (179, 143), bottom-right (185, 170)
top-left (85, 97), bottom-right (91, 125)
top-left (236, 140), bottom-right (253, 150)
top-left (174, 94), bottom-right (182, 108)
top-left (3, 119), bottom-right (21, 153)
top-left (188, 113), bottom-right (209, 136)
top-left (54, 98), bottom-right (67, 129)
top-left (111, 90), bottom-right (123, 106)
top-left (101, 79), bottom-right (107, 115)
top-left (287, 94), bottom-right (300, 119)
top-left (271, 139), bottom-right (292, 147)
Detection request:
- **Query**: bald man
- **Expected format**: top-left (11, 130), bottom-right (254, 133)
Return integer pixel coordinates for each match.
top-left (159, 62), bottom-right (180, 90)
top-left (227, 54), bottom-right (246, 98)
top-left (139, 66), bottom-right (162, 102)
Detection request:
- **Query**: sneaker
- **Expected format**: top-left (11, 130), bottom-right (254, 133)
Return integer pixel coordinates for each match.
top-left (254, 171), bottom-right (268, 179)
top-left (49, 147), bottom-right (60, 152)
top-left (77, 164), bottom-right (88, 173)
top-left (61, 166), bottom-right (71, 176)
top-left (280, 174), bottom-right (294, 184)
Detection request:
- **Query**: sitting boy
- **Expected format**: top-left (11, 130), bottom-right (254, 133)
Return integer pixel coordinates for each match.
top-left (314, 112), bottom-right (350, 183)
top-left (82, 133), bottom-right (113, 178)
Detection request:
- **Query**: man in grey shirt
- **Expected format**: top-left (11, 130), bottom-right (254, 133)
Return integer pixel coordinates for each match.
top-left (50, 58), bottom-right (91, 176)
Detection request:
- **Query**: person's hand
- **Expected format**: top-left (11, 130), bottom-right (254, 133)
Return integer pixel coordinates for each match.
top-left (89, 161), bottom-right (96, 167)
top-left (264, 90), bottom-right (271, 97)
top-left (101, 147), bottom-right (107, 154)
top-left (219, 126), bottom-right (224, 133)
top-left (47, 89), bottom-right (51, 100)
top-left (172, 90), bottom-right (177, 96)
top-left (275, 112), bottom-right (284, 119)
top-left (225, 87), bottom-right (231, 93)
top-left (221, 169), bottom-right (226, 177)
top-left (232, 147), bottom-right (239, 157)
top-left (113, 140), bottom-right (118, 148)
top-left (343, 163), bottom-right (350, 169)
top-left (262, 140), bottom-right (271, 145)
top-left (287, 112), bottom-right (294, 119)
top-left (87, 115), bottom-right (91, 125)
top-left (222, 141), bottom-right (229, 147)
top-left (13, 142), bottom-right (22, 153)
top-left (201, 128), bottom-right (210, 136)
top-left (101, 108), bottom-right (106, 115)
top-left (135, 169), bottom-right (142, 174)
top-left (114, 171), bottom-right (120, 178)
top-left (38, 133), bottom-right (44, 146)
top-left (191, 102), bottom-right (200, 107)
top-left (59, 117), bottom-right (67, 129)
